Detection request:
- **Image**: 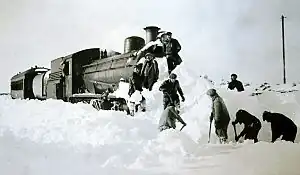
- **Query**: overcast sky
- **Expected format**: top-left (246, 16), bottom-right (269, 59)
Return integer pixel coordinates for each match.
top-left (0, 0), bottom-right (299, 92)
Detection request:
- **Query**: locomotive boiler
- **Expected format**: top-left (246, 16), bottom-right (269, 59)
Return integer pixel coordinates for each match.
top-left (10, 26), bottom-right (163, 104)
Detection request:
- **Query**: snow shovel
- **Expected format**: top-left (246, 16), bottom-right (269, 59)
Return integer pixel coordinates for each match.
top-left (179, 124), bottom-right (186, 131)
top-left (232, 123), bottom-right (238, 141)
top-left (208, 120), bottom-right (212, 143)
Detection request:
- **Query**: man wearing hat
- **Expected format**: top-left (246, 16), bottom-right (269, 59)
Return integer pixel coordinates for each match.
top-left (207, 88), bottom-right (230, 144)
top-left (159, 73), bottom-right (185, 110)
top-left (161, 32), bottom-right (182, 74)
top-left (141, 52), bottom-right (159, 91)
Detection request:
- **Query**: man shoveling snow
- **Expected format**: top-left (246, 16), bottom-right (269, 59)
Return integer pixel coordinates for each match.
top-left (263, 111), bottom-right (297, 143)
top-left (158, 104), bottom-right (187, 132)
top-left (207, 88), bottom-right (230, 144)
top-left (232, 109), bottom-right (262, 143)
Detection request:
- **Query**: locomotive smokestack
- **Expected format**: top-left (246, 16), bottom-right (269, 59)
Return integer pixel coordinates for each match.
top-left (144, 26), bottom-right (160, 44)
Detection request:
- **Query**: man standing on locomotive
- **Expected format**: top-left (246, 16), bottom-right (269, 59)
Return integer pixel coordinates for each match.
top-left (161, 32), bottom-right (182, 74)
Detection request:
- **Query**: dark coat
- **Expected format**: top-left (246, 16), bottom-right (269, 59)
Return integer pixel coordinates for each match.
top-left (263, 112), bottom-right (297, 142)
top-left (164, 38), bottom-right (181, 55)
top-left (228, 80), bottom-right (244, 92)
top-left (128, 72), bottom-right (144, 96)
top-left (159, 79), bottom-right (184, 98)
top-left (163, 39), bottom-right (182, 65)
top-left (234, 109), bottom-right (261, 127)
top-left (159, 79), bottom-right (184, 109)
top-left (233, 109), bottom-right (261, 139)
top-left (141, 59), bottom-right (159, 90)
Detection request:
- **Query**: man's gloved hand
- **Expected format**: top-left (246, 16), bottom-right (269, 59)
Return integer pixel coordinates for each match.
top-left (181, 96), bottom-right (185, 102)
top-left (209, 114), bottom-right (213, 122)
top-left (232, 121), bottom-right (236, 125)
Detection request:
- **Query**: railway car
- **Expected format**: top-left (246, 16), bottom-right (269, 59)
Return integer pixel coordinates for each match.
top-left (10, 66), bottom-right (50, 99)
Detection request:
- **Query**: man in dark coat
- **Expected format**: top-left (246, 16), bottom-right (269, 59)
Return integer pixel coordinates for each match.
top-left (128, 63), bottom-right (146, 113)
top-left (158, 105), bottom-right (186, 132)
top-left (162, 32), bottom-right (182, 74)
top-left (228, 74), bottom-right (244, 92)
top-left (207, 88), bottom-right (231, 144)
top-left (159, 73), bottom-right (185, 110)
top-left (141, 53), bottom-right (159, 91)
top-left (232, 109), bottom-right (261, 143)
top-left (128, 63), bottom-right (144, 97)
top-left (263, 111), bottom-right (297, 143)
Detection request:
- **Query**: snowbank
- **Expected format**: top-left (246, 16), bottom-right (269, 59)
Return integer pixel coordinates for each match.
top-left (1, 60), bottom-right (300, 174)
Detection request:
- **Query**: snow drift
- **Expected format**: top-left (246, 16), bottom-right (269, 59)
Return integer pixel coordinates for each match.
top-left (1, 58), bottom-right (300, 175)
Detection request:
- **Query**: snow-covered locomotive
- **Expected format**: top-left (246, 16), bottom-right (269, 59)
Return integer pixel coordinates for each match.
top-left (10, 26), bottom-right (163, 110)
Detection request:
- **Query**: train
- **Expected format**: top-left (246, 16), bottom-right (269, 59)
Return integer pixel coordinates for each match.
top-left (10, 26), bottom-right (165, 110)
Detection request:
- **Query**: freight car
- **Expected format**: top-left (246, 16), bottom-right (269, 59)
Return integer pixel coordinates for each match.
top-left (10, 26), bottom-right (164, 111)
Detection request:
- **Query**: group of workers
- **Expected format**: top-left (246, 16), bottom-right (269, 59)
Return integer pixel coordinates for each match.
top-left (210, 75), bottom-right (297, 143)
top-left (108, 30), bottom-right (299, 144)
top-left (126, 31), bottom-right (183, 115)
top-left (160, 74), bottom-right (298, 144)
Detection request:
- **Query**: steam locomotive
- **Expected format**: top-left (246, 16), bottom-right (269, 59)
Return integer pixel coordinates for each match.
top-left (10, 26), bottom-right (164, 110)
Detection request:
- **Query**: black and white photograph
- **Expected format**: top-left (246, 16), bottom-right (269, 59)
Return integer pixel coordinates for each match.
top-left (1, 0), bottom-right (300, 174)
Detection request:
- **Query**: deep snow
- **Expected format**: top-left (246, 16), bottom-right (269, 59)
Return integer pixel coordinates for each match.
top-left (1, 58), bottom-right (300, 175)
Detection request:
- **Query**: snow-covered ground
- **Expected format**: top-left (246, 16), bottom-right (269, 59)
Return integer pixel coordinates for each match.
top-left (1, 59), bottom-right (300, 175)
